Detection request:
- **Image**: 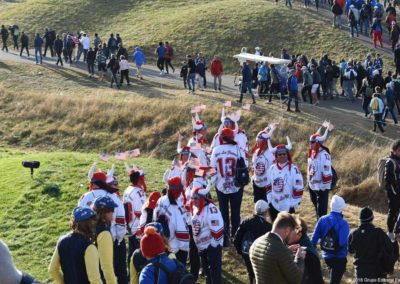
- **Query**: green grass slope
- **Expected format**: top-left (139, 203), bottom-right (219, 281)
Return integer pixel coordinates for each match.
top-left (0, 0), bottom-right (393, 71)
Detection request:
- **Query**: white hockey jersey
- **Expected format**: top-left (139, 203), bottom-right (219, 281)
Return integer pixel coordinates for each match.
top-left (153, 196), bottom-right (190, 253)
top-left (78, 189), bottom-right (126, 243)
top-left (307, 149), bottom-right (332, 191)
top-left (210, 144), bottom-right (248, 194)
top-left (191, 202), bottom-right (224, 251)
top-left (123, 185), bottom-right (147, 236)
top-left (266, 163), bottom-right (304, 212)
top-left (187, 137), bottom-right (209, 166)
top-left (211, 130), bottom-right (248, 156)
top-left (251, 149), bottom-right (275, 188)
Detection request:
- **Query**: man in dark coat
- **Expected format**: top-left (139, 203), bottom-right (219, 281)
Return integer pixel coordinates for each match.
top-left (1, 25), bottom-right (9, 52)
top-left (19, 31), bottom-right (29, 57)
top-left (233, 200), bottom-right (272, 284)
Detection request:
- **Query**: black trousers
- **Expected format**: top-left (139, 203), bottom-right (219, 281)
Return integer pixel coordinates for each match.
top-left (387, 190), bottom-right (400, 232)
top-left (189, 226), bottom-right (200, 280)
top-left (242, 253), bottom-right (255, 284)
top-left (120, 69), bottom-right (130, 84)
top-left (127, 235), bottom-right (139, 272)
top-left (373, 113), bottom-right (385, 132)
top-left (157, 57), bottom-right (165, 71)
top-left (20, 45), bottom-right (29, 56)
top-left (56, 51), bottom-right (63, 65)
top-left (325, 257), bottom-right (347, 284)
top-left (309, 188), bottom-right (329, 219)
top-left (165, 58), bottom-right (174, 73)
top-left (2, 38), bottom-right (8, 52)
top-left (44, 42), bottom-right (54, 57)
top-left (252, 181), bottom-right (266, 203)
top-left (12, 35), bottom-right (18, 49)
top-left (301, 85), bottom-right (312, 102)
top-left (87, 62), bottom-right (95, 75)
top-left (113, 239), bottom-right (128, 284)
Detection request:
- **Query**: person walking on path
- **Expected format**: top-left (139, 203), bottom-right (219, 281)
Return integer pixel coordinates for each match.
top-left (164, 42), bottom-right (175, 74)
top-left (348, 5), bottom-right (360, 37)
top-left (155, 42), bottom-right (166, 75)
top-left (19, 31), bottom-right (29, 57)
top-left (1, 25), bottom-right (9, 52)
top-left (119, 55), bottom-right (130, 86)
top-left (43, 28), bottom-right (55, 57)
top-left (187, 54), bottom-right (196, 94)
top-left (132, 47), bottom-right (146, 80)
top-left (312, 195), bottom-right (349, 284)
top-left (107, 55), bottom-right (121, 89)
top-left (53, 34), bottom-right (63, 66)
top-left (211, 55), bottom-right (223, 92)
top-left (370, 87), bottom-right (385, 132)
top-left (87, 47), bottom-right (96, 76)
top-left (34, 33), bottom-right (43, 64)
top-left (371, 18), bottom-right (384, 48)
top-left (287, 68), bottom-right (300, 112)
top-left (97, 44), bottom-right (107, 81)
top-left (238, 61), bottom-right (256, 104)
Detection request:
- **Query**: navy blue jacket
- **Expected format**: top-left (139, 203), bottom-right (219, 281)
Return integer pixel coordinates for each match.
top-left (242, 64), bottom-right (252, 83)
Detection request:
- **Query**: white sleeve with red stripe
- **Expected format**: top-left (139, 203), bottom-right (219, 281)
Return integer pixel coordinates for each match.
top-left (265, 165), bottom-right (273, 204)
top-left (109, 193), bottom-right (126, 243)
top-left (235, 132), bottom-right (248, 157)
top-left (321, 152), bottom-right (332, 188)
top-left (207, 204), bottom-right (224, 247)
top-left (290, 165), bottom-right (304, 209)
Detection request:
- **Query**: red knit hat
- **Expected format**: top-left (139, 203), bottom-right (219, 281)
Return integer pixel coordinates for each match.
top-left (92, 172), bottom-right (107, 182)
top-left (221, 128), bottom-right (234, 140)
top-left (146, 191), bottom-right (162, 209)
top-left (140, 227), bottom-right (166, 259)
top-left (167, 176), bottom-right (184, 191)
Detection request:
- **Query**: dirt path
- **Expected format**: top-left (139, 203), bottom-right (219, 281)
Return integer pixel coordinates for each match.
top-left (0, 42), bottom-right (399, 143)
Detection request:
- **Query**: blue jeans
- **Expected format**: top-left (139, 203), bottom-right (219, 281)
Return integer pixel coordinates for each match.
top-left (286, 0), bottom-right (292, 7)
top-left (384, 106), bottom-right (398, 124)
top-left (216, 188), bottom-right (243, 238)
top-left (240, 81), bottom-right (255, 102)
top-left (187, 73), bottom-right (196, 91)
top-left (325, 257), bottom-right (347, 284)
top-left (360, 19), bottom-right (370, 34)
top-left (76, 46), bottom-right (83, 61)
top-left (304, 0), bottom-right (310, 7)
top-left (350, 24), bottom-right (358, 37)
top-left (200, 245), bottom-right (222, 284)
top-left (111, 71), bottom-right (120, 87)
top-left (35, 47), bottom-right (42, 63)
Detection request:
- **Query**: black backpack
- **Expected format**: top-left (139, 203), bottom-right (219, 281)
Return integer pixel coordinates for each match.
top-left (241, 231), bottom-right (255, 255)
top-left (377, 229), bottom-right (399, 274)
top-left (330, 166), bottom-right (338, 190)
top-left (234, 147), bottom-right (250, 187)
top-left (320, 218), bottom-right (341, 253)
top-left (152, 259), bottom-right (196, 284)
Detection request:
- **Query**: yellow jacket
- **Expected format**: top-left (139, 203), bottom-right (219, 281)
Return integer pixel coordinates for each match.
top-left (97, 231), bottom-right (117, 284)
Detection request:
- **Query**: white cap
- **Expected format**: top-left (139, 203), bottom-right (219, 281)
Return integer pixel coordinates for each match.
top-left (330, 195), bottom-right (346, 213)
top-left (255, 200), bottom-right (269, 214)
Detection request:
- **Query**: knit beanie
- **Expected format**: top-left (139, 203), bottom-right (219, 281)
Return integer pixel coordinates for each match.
top-left (255, 200), bottom-right (269, 215)
top-left (359, 207), bottom-right (374, 223)
top-left (140, 227), bottom-right (166, 259)
top-left (330, 195), bottom-right (346, 213)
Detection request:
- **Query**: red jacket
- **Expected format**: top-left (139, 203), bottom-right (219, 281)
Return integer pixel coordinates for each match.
top-left (211, 59), bottom-right (223, 76)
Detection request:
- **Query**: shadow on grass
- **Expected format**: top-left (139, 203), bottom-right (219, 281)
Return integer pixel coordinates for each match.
top-left (0, 61), bottom-right (12, 71)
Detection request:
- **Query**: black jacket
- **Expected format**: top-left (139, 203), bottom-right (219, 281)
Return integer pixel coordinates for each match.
top-left (53, 38), bottom-right (63, 52)
top-left (385, 153), bottom-right (400, 196)
top-left (86, 50), bottom-right (96, 63)
top-left (107, 58), bottom-right (120, 73)
top-left (233, 214), bottom-right (272, 254)
top-left (20, 34), bottom-right (28, 46)
top-left (348, 223), bottom-right (390, 277)
top-left (116, 47), bottom-right (128, 60)
top-left (188, 59), bottom-right (196, 74)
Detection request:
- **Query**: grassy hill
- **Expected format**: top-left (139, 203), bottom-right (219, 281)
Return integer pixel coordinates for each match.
top-left (0, 0), bottom-right (395, 72)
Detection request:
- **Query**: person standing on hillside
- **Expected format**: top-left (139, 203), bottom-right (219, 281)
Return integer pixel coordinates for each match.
top-left (349, 207), bottom-right (397, 283)
top-left (108, 34), bottom-right (117, 56)
top-left (370, 87), bottom-right (385, 132)
top-left (210, 55), bottom-right (223, 92)
top-left (19, 31), bottom-right (29, 57)
top-left (196, 57), bottom-right (206, 91)
top-left (265, 137), bottom-right (304, 222)
top-left (164, 42), bottom-right (175, 74)
top-left (371, 18), bottom-right (384, 48)
top-left (250, 212), bottom-right (305, 284)
top-left (119, 55), bottom-right (130, 86)
top-left (1, 25), bottom-right (9, 52)
top-left (132, 47), bottom-right (146, 80)
top-left (308, 126), bottom-right (333, 219)
top-left (238, 61), bottom-right (256, 104)
top-left (53, 34), bottom-right (63, 66)
top-left (312, 195), bottom-right (349, 284)
top-left (48, 207), bottom-right (102, 284)
top-left (66, 35), bottom-right (74, 66)
top-left (233, 200), bottom-right (272, 284)
top-left (211, 128), bottom-right (247, 247)
top-left (155, 42), bottom-right (166, 75)
top-left (385, 140), bottom-right (400, 239)
top-left (34, 33), bottom-right (43, 64)
top-left (116, 43), bottom-right (128, 61)
top-left (343, 63), bottom-right (357, 101)
top-left (9, 25), bottom-right (19, 50)
top-left (94, 33), bottom-right (101, 54)
top-left (348, 5), bottom-right (360, 37)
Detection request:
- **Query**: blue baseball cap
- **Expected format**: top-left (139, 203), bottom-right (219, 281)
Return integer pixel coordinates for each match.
top-left (93, 196), bottom-right (118, 210)
top-left (145, 222), bottom-right (164, 236)
top-left (72, 206), bottom-right (96, 221)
